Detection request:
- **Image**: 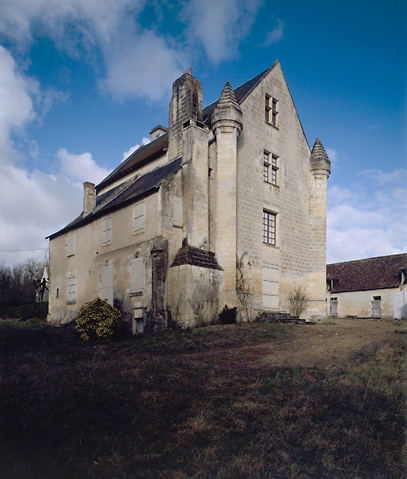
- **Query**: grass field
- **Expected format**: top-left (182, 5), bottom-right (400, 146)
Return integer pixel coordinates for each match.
top-left (0, 319), bottom-right (405, 478)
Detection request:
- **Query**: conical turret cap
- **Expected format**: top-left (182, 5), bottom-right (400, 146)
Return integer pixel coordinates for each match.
top-left (311, 138), bottom-right (329, 163)
top-left (217, 81), bottom-right (241, 111)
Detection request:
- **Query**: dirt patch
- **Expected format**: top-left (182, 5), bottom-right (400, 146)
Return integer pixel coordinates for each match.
top-left (191, 318), bottom-right (404, 371)
top-left (257, 318), bottom-right (402, 369)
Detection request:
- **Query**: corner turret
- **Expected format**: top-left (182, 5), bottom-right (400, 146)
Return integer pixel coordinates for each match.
top-left (311, 138), bottom-right (331, 177)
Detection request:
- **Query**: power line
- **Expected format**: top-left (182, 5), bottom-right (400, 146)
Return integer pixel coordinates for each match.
top-left (0, 248), bottom-right (48, 253)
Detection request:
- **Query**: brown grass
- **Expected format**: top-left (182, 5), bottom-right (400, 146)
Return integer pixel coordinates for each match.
top-left (0, 319), bottom-right (405, 478)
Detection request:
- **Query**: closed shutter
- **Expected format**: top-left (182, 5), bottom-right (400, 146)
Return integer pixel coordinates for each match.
top-left (262, 266), bottom-right (279, 309)
top-left (133, 202), bottom-right (146, 233)
top-left (67, 273), bottom-right (76, 301)
top-left (102, 217), bottom-right (112, 245)
top-left (67, 231), bottom-right (76, 256)
top-left (131, 257), bottom-right (144, 294)
top-left (173, 197), bottom-right (183, 227)
top-left (100, 266), bottom-right (114, 305)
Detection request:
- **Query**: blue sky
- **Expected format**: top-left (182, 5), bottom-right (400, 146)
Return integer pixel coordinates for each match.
top-left (0, 0), bottom-right (405, 265)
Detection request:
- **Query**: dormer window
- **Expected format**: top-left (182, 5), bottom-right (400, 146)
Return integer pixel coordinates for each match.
top-left (327, 278), bottom-right (339, 292)
top-left (265, 94), bottom-right (278, 127)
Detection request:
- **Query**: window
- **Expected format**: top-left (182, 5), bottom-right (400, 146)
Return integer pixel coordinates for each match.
top-left (67, 231), bottom-right (76, 256)
top-left (263, 151), bottom-right (278, 185)
top-left (56, 288), bottom-right (60, 298)
top-left (102, 216), bottom-right (112, 245)
top-left (263, 210), bottom-right (276, 246)
top-left (265, 94), bottom-right (278, 127)
top-left (173, 196), bottom-right (183, 227)
top-left (130, 257), bottom-right (144, 295)
top-left (67, 272), bottom-right (76, 303)
top-left (133, 201), bottom-right (146, 233)
top-left (100, 265), bottom-right (114, 305)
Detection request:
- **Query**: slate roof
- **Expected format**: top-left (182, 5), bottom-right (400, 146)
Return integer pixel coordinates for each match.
top-left (48, 158), bottom-right (181, 239)
top-left (326, 254), bottom-right (407, 293)
top-left (96, 133), bottom-right (169, 193)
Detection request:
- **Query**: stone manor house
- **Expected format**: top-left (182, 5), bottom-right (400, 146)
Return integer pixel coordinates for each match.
top-left (47, 60), bottom-right (331, 332)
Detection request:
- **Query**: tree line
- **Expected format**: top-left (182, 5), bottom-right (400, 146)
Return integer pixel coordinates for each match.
top-left (0, 258), bottom-right (48, 304)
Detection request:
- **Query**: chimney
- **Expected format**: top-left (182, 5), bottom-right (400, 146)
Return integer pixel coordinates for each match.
top-left (168, 72), bottom-right (203, 160)
top-left (83, 182), bottom-right (96, 215)
top-left (149, 125), bottom-right (168, 142)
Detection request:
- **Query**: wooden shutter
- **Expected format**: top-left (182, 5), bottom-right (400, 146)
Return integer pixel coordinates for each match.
top-left (133, 202), bottom-right (146, 233)
top-left (131, 257), bottom-right (144, 294)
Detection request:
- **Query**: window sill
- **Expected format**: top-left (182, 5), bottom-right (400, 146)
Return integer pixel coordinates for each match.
top-left (262, 243), bottom-right (279, 249)
top-left (67, 300), bottom-right (76, 305)
top-left (265, 121), bottom-right (279, 130)
top-left (264, 181), bottom-right (279, 188)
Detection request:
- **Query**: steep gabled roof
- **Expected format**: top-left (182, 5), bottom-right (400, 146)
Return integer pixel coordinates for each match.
top-left (202, 62), bottom-right (277, 121)
top-left (96, 132), bottom-right (168, 193)
top-left (327, 254), bottom-right (407, 293)
top-left (48, 158), bottom-right (181, 239)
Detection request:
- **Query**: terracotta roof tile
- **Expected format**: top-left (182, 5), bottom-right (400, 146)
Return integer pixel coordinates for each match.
top-left (327, 254), bottom-right (407, 293)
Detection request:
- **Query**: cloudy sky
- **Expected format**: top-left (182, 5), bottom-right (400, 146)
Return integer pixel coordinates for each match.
top-left (0, 0), bottom-right (405, 265)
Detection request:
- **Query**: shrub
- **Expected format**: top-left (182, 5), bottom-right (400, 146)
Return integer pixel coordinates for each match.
top-left (219, 305), bottom-right (237, 324)
top-left (287, 286), bottom-right (309, 317)
top-left (75, 298), bottom-right (126, 341)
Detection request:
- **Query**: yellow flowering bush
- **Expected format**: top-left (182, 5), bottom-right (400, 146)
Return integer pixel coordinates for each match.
top-left (75, 298), bottom-right (126, 340)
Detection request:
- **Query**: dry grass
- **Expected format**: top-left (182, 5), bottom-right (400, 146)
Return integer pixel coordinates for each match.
top-left (0, 319), bottom-right (405, 478)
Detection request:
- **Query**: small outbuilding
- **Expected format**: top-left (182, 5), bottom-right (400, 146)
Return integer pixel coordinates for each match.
top-left (326, 254), bottom-right (407, 319)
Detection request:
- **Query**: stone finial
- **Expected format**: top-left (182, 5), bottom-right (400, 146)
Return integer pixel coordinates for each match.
top-left (311, 138), bottom-right (331, 176)
top-left (217, 81), bottom-right (241, 111)
top-left (211, 81), bottom-right (243, 133)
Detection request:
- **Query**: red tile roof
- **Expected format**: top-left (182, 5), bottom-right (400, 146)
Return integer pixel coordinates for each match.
top-left (327, 254), bottom-right (407, 293)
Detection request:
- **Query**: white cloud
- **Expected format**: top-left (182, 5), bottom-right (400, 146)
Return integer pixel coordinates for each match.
top-left (0, 46), bottom-right (110, 265)
top-left (327, 168), bottom-right (407, 263)
top-left (100, 29), bottom-right (186, 101)
top-left (56, 148), bottom-right (110, 184)
top-left (181, 0), bottom-right (263, 64)
top-left (264, 19), bottom-right (284, 46)
top-left (0, 46), bottom-right (36, 163)
top-left (122, 137), bottom-right (150, 161)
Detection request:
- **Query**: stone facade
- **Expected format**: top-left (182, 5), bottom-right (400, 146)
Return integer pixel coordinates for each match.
top-left (47, 61), bottom-right (331, 331)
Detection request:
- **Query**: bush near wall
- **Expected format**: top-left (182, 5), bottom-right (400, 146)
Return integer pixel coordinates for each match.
top-left (75, 298), bottom-right (127, 341)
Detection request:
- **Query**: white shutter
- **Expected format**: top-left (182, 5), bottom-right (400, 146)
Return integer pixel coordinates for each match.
top-left (173, 196), bottom-right (183, 227)
top-left (133, 202), bottom-right (146, 233)
top-left (262, 266), bottom-right (279, 309)
top-left (102, 217), bottom-right (112, 245)
top-left (67, 273), bottom-right (76, 301)
top-left (67, 231), bottom-right (76, 256)
top-left (100, 266), bottom-right (114, 305)
top-left (131, 257), bottom-right (144, 294)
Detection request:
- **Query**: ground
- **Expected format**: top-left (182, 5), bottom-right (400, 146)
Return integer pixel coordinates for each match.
top-left (1, 316), bottom-right (405, 479)
top-left (186, 318), bottom-right (401, 370)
